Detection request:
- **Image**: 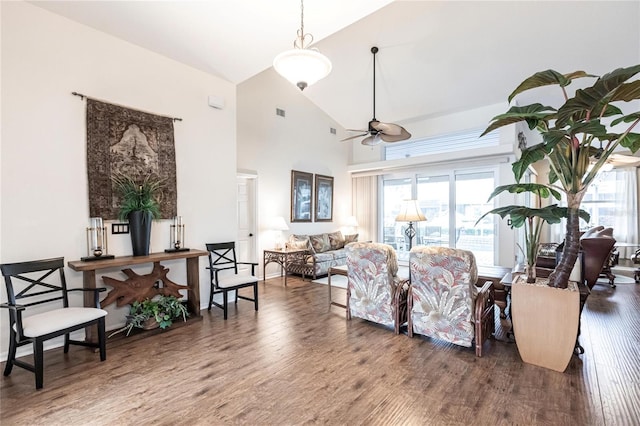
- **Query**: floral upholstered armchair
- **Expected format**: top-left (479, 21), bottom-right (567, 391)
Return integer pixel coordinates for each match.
top-left (408, 246), bottom-right (494, 357)
top-left (345, 242), bottom-right (409, 334)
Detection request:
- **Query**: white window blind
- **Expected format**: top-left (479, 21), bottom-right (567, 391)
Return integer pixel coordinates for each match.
top-left (384, 128), bottom-right (500, 160)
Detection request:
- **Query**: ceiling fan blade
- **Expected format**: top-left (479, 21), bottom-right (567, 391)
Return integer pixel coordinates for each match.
top-left (379, 127), bottom-right (412, 143)
top-left (371, 121), bottom-right (405, 136)
top-left (340, 133), bottom-right (368, 141)
top-left (346, 128), bottom-right (369, 133)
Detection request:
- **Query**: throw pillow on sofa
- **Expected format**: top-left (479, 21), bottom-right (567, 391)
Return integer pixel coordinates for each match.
top-left (344, 234), bottom-right (359, 244)
top-left (287, 239), bottom-right (309, 250)
top-left (287, 235), bottom-right (311, 251)
top-left (328, 231), bottom-right (345, 250)
top-left (309, 234), bottom-right (331, 253)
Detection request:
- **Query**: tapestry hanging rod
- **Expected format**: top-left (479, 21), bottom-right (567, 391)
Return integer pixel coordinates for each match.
top-left (71, 92), bottom-right (183, 122)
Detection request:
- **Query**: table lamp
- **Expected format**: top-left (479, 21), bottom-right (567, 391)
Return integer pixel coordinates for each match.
top-left (395, 200), bottom-right (427, 250)
top-left (271, 216), bottom-right (289, 249)
top-left (344, 216), bottom-right (359, 234)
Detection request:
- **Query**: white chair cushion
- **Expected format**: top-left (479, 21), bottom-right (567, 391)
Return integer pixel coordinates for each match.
top-left (217, 274), bottom-right (258, 289)
top-left (15, 307), bottom-right (108, 338)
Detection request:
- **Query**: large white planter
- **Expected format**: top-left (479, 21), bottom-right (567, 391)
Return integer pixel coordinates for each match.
top-left (511, 276), bottom-right (580, 372)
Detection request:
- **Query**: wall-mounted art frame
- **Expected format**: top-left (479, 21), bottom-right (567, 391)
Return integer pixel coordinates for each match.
top-left (86, 99), bottom-right (177, 219)
top-left (314, 174), bottom-right (334, 222)
top-left (291, 170), bottom-right (313, 222)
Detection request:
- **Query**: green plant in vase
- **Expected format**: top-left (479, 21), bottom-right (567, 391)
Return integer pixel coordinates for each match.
top-left (482, 65), bottom-right (640, 288)
top-left (111, 173), bottom-right (164, 256)
top-left (111, 173), bottom-right (163, 220)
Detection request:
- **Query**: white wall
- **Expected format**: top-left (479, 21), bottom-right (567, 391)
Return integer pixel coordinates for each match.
top-left (1, 2), bottom-right (237, 357)
top-left (237, 68), bottom-right (350, 278)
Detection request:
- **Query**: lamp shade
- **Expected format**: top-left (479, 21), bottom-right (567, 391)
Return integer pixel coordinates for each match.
top-left (343, 216), bottom-right (359, 228)
top-left (396, 200), bottom-right (426, 222)
top-left (270, 216), bottom-right (289, 231)
top-left (273, 48), bottom-right (332, 91)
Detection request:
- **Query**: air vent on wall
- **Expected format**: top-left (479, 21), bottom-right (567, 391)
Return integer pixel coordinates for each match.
top-left (276, 108), bottom-right (286, 117)
top-left (330, 127), bottom-right (337, 135)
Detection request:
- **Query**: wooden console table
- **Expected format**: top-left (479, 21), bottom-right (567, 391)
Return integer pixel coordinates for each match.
top-left (68, 249), bottom-right (208, 342)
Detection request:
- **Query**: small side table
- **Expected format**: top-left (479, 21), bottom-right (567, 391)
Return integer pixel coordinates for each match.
top-left (328, 265), bottom-right (348, 309)
top-left (263, 248), bottom-right (308, 286)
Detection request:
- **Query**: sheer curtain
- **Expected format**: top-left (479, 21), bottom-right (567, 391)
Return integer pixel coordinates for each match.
top-left (614, 167), bottom-right (639, 258)
top-left (351, 175), bottom-right (378, 243)
top-left (549, 167), bottom-right (638, 258)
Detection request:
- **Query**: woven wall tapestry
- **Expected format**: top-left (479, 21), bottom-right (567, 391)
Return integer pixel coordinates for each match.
top-left (86, 99), bottom-right (177, 220)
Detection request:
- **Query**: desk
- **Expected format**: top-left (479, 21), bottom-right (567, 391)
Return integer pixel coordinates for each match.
top-left (68, 249), bottom-right (207, 342)
top-left (477, 265), bottom-right (511, 319)
top-left (263, 248), bottom-right (308, 285)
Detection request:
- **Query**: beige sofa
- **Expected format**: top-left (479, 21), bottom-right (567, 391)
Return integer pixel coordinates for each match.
top-left (285, 231), bottom-right (358, 279)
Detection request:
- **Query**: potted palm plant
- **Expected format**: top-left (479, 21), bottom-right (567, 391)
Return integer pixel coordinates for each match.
top-left (480, 65), bottom-right (640, 372)
top-left (112, 173), bottom-right (163, 256)
top-left (482, 65), bottom-right (640, 288)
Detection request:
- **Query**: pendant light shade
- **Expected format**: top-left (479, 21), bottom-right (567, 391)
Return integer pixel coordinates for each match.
top-left (273, 48), bottom-right (332, 91)
top-left (273, 0), bottom-right (332, 91)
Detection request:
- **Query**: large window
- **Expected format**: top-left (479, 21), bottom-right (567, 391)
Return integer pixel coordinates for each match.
top-left (381, 169), bottom-right (496, 265)
top-left (455, 172), bottom-right (495, 264)
top-left (581, 171), bottom-right (620, 229)
top-left (385, 128), bottom-right (500, 160)
top-left (381, 179), bottom-right (412, 250)
top-left (549, 167), bottom-right (639, 259)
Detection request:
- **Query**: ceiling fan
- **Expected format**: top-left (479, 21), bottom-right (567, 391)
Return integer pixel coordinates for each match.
top-left (342, 46), bottom-right (411, 146)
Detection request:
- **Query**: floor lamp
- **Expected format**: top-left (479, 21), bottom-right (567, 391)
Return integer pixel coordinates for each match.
top-left (396, 200), bottom-right (427, 251)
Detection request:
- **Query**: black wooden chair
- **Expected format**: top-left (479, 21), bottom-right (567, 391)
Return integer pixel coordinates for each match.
top-left (206, 242), bottom-right (258, 319)
top-left (0, 257), bottom-right (107, 389)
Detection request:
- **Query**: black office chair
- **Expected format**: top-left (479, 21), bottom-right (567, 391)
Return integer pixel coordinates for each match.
top-left (1, 257), bottom-right (107, 389)
top-left (206, 242), bottom-right (258, 319)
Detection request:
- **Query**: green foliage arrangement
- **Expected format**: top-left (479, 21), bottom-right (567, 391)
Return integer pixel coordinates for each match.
top-left (477, 184), bottom-right (589, 283)
top-left (111, 173), bottom-right (163, 221)
top-left (481, 65), bottom-right (640, 288)
top-left (116, 295), bottom-right (189, 337)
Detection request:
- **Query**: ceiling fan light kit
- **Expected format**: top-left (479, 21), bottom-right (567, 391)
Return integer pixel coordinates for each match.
top-left (342, 46), bottom-right (411, 146)
top-left (273, 0), bottom-right (332, 91)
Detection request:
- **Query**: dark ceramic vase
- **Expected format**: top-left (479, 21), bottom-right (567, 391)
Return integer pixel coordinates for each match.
top-left (128, 210), bottom-right (152, 256)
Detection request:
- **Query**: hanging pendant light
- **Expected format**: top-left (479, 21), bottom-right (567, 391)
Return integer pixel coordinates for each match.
top-left (273, 0), bottom-right (332, 91)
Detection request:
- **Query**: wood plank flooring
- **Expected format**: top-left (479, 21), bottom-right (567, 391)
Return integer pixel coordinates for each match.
top-left (1, 276), bottom-right (639, 425)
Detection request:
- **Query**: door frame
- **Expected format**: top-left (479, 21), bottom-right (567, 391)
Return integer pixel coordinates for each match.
top-left (237, 171), bottom-right (258, 263)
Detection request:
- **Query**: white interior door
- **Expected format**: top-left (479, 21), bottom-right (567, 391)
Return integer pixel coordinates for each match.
top-left (237, 175), bottom-right (257, 271)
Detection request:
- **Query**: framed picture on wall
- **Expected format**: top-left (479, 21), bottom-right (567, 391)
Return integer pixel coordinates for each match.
top-left (314, 174), bottom-right (334, 222)
top-left (291, 170), bottom-right (313, 222)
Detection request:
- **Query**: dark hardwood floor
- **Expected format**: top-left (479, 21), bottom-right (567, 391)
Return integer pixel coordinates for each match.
top-left (1, 274), bottom-right (639, 425)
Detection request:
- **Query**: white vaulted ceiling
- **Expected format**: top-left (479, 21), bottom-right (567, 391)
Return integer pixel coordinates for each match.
top-left (30, 1), bottom-right (640, 132)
